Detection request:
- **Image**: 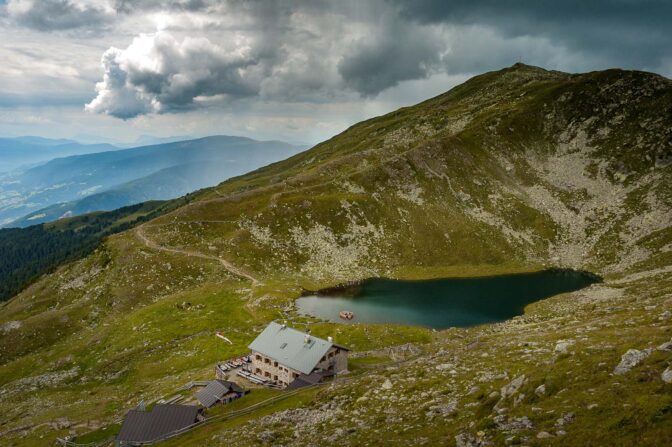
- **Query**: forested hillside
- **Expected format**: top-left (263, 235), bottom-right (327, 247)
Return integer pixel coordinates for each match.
top-left (0, 198), bottom-right (189, 301)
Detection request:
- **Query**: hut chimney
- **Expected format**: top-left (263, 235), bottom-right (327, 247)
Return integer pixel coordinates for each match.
top-left (328, 336), bottom-right (333, 343)
top-left (304, 334), bottom-right (310, 344)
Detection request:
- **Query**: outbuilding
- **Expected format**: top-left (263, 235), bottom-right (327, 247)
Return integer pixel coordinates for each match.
top-left (196, 380), bottom-right (247, 408)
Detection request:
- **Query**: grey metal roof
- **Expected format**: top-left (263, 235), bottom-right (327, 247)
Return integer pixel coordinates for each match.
top-left (116, 404), bottom-right (200, 443)
top-left (285, 371), bottom-right (325, 390)
top-left (248, 322), bottom-right (332, 375)
top-left (196, 380), bottom-right (244, 408)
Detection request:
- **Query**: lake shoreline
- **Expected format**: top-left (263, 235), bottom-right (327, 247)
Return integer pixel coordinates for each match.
top-left (301, 268), bottom-right (602, 298)
top-left (297, 269), bottom-right (601, 329)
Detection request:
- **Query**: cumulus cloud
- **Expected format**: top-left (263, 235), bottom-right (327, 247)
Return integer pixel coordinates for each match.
top-left (6, 0), bottom-right (115, 31)
top-left (85, 32), bottom-right (263, 118)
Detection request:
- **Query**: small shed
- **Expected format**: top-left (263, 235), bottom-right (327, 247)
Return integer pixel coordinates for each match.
top-left (196, 380), bottom-right (246, 408)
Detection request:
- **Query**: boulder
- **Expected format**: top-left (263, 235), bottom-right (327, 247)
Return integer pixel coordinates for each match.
top-left (556, 412), bottom-right (575, 428)
top-left (662, 367), bottom-right (672, 384)
top-left (455, 433), bottom-right (484, 447)
top-left (613, 349), bottom-right (650, 375)
top-left (494, 415), bottom-right (533, 433)
top-left (554, 341), bottom-right (573, 354)
top-left (1, 320), bottom-right (22, 333)
top-left (501, 375), bottom-right (527, 399)
top-left (657, 340), bottom-right (672, 352)
top-left (436, 363), bottom-right (454, 371)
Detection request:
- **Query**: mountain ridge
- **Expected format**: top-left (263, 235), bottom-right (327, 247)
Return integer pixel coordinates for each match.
top-left (0, 137), bottom-right (120, 173)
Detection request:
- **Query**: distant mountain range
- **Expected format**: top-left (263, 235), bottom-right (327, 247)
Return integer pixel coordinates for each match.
top-left (71, 133), bottom-right (196, 147)
top-left (0, 137), bottom-right (120, 172)
top-left (0, 135), bottom-right (306, 227)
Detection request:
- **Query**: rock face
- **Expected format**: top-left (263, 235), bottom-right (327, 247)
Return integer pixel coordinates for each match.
top-left (613, 349), bottom-right (650, 375)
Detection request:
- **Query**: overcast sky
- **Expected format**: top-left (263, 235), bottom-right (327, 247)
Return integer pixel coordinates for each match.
top-left (0, 0), bottom-right (670, 145)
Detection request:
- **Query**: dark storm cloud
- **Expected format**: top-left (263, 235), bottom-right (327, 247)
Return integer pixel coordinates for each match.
top-left (338, 20), bottom-right (443, 96)
top-left (391, 0), bottom-right (672, 70)
top-left (7, 0), bottom-right (114, 31)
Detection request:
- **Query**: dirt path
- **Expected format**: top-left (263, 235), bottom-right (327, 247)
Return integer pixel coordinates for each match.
top-left (135, 225), bottom-right (260, 286)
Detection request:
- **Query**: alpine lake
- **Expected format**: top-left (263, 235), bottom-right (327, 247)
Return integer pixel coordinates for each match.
top-left (296, 269), bottom-right (600, 329)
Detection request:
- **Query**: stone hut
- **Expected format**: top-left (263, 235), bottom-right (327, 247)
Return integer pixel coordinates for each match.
top-left (248, 322), bottom-right (348, 388)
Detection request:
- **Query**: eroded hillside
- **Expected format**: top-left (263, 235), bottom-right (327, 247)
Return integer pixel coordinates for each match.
top-left (1, 64), bottom-right (671, 446)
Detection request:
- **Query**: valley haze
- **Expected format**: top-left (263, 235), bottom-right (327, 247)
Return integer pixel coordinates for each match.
top-left (0, 135), bottom-right (306, 227)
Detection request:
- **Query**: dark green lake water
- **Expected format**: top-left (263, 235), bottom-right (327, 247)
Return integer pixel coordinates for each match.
top-left (295, 270), bottom-right (599, 329)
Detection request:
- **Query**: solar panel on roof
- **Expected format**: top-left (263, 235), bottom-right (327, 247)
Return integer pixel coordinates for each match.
top-left (116, 404), bottom-right (200, 442)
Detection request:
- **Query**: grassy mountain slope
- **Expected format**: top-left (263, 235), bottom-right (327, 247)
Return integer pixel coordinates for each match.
top-left (0, 64), bottom-right (671, 446)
